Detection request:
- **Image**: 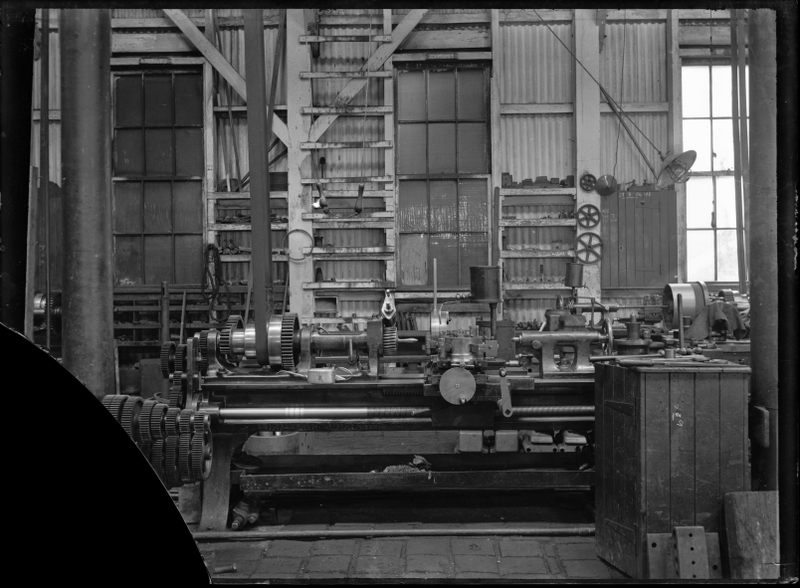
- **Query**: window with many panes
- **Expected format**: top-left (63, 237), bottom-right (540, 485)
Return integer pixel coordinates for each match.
top-left (112, 70), bottom-right (205, 286)
top-left (395, 63), bottom-right (490, 288)
top-left (682, 64), bottom-right (748, 282)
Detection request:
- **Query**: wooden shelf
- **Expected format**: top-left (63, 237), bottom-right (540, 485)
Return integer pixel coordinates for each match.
top-left (302, 212), bottom-right (393, 221)
top-left (300, 141), bottom-right (393, 149)
top-left (499, 219), bottom-right (577, 228)
top-left (220, 254), bottom-right (288, 263)
top-left (300, 71), bottom-right (392, 79)
top-left (299, 35), bottom-right (392, 43)
top-left (301, 176), bottom-right (393, 185)
top-left (209, 223), bottom-right (288, 231)
top-left (502, 282), bottom-right (572, 291)
top-left (500, 187), bottom-right (577, 196)
top-left (302, 106), bottom-right (393, 115)
top-left (303, 281), bottom-right (394, 291)
top-left (500, 249), bottom-right (575, 259)
top-left (207, 191), bottom-right (288, 200)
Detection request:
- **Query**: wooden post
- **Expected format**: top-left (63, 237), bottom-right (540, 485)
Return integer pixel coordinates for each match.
top-left (203, 10), bottom-right (217, 268)
top-left (573, 9), bottom-right (601, 298)
top-left (286, 9), bottom-right (315, 319)
top-left (667, 10), bottom-right (686, 282)
top-left (490, 9), bottom-right (504, 319)
top-left (383, 9), bottom-right (396, 285)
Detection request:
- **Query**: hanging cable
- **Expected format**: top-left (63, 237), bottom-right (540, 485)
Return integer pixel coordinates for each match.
top-left (201, 244), bottom-right (232, 323)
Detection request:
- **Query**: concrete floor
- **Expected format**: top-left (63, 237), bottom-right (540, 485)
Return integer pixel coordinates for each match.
top-left (197, 526), bottom-right (629, 581)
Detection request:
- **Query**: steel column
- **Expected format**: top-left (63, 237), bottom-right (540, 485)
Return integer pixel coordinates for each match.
top-left (59, 9), bottom-right (115, 398)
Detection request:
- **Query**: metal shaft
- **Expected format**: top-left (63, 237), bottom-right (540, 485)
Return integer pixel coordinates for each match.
top-left (60, 9), bottom-right (115, 398)
top-left (220, 407), bottom-right (430, 419)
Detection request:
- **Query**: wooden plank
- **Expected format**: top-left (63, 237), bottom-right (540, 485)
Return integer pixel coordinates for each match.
top-left (307, 10), bottom-right (429, 144)
top-left (111, 56), bottom-right (206, 67)
top-left (500, 250), bottom-right (575, 259)
top-left (667, 11), bottom-right (686, 282)
top-left (383, 9), bottom-right (396, 285)
top-left (209, 223), bottom-right (287, 231)
top-left (300, 176), bottom-right (393, 185)
top-left (112, 33), bottom-right (196, 53)
top-left (392, 51), bottom-right (492, 62)
top-left (500, 187), bottom-right (577, 196)
top-left (624, 189), bottom-right (636, 287)
top-left (719, 371), bottom-right (748, 494)
top-left (161, 9), bottom-right (290, 148)
top-left (693, 372), bottom-right (722, 532)
top-left (679, 26), bottom-right (731, 46)
top-left (499, 219), bottom-right (576, 227)
top-left (401, 29), bottom-right (490, 51)
top-left (502, 282), bottom-right (571, 291)
top-left (500, 9), bottom-right (573, 23)
top-left (300, 71), bottom-right (392, 80)
top-left (724, 491), bottom-right (780, 579)
top-left (303, 282), bottom-right (394, 290)
top-left (501, 103), bottom-right (573, 115)
top-left (595, 364), bottom-right (607, 558)
top-left (644, 371), bottom-right (672, 532)
top-left (669, 372), bottom-right (696, 526)
top-left (302, 212), bottom-right (393, 220)
top-left (299, 35), bottom-right (391, 43)
top-left (203, 11), bottom-right (216, 255)
top-left (302, 106), bottom-right (392, 115)
top-left (300, 140), bottom-right (392, 149)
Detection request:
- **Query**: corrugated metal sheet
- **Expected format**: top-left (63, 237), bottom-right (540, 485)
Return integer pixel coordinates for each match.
top-left (112, 9), bottom-right (206, 19)
top-left (600, 21), bottom-right (668, 103)
top-left (393, 9), bottom-right (489, 15)
top-left (500, 114), bottom-right (574, 182)
top-left (503, 298), bottom-right (558, 324)
top-left (600, 112), bottom-right (669, 186)
top-left (500, 23), bottom-right (574, 104)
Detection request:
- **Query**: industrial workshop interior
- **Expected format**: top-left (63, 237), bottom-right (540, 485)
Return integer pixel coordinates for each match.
top-left (1, 6), bottom-right (797, 584)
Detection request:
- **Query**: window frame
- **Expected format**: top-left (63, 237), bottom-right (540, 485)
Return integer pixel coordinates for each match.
top-left (393, 61), bottom-right (492, 291)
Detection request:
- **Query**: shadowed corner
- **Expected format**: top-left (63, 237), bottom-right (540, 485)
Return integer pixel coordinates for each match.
top-left (1, 322), bottom-right (210, 584)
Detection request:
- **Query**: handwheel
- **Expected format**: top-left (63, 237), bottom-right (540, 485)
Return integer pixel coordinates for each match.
top-left (579, 173), bottom-right (597, 192)
top-left (576, 204), bottom-right (601, 229)
top-left (575, 232), bottom-right (603, 265)
top-left (601, 318), bottom-right (614, 355)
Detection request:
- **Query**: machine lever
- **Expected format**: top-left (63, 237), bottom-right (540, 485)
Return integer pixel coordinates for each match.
top-left (497, 368), bottom-right (513, 418)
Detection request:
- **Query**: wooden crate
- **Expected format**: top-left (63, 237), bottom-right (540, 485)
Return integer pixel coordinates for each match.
top-left (594, 362), bottom-right (751, 579)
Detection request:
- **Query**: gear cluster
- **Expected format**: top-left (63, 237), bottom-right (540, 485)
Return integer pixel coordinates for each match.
top-left (101, 394), bottom-right (212, 489)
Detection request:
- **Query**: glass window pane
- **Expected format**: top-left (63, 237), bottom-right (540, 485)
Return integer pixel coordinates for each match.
top-left (682, 66), bottom-right (710, 117)
top-left (430, 180), bottom-right (457, 232)
top-left (175, 128), bottom-right (204, 176)
top-left (144, 235), bottom-right (173, 284)
top-left (175, 235), bottom-right (203, 283)
top-left (397, 124), bottom-right (427, 174)
top-left (429, 233), bottom-right (459, 286)
top-left (457, 122), bottom-right (487, 173)
top-left (458, 179), bottom-right (488, 232)
top-left (686, 176), bottom-right (714, 228)
top-left (174, 74), bottom-right (203, 126)
top-left (717, 229), bottom-right (740, 281)
top-left (143, 182), bottom-right (172, 233)
top-left (115, 235), bottom-right (142, 285)
top-left (682, 119), bottom-right (711, 172)
top-left (428, 123), bottom-right (456, 173)
top-left (712, 119), bottom-right (735, 172)
top-left (686, 230), bottom-right (715, 280)
top-left (115, 129), bottom-right (144, 175)
top-left (711, 65), bottom-right (732, 118)
top-left (115, 75), bottom-right (142, 127)
top-left (458, 69), bottom-right (485, 120)
top-left (716, 176), bottom-right (737, 228)
top-left (399, 233), bottom-right (428, 285)
top-left (397, 180), bottom-right (428, 232)
top-left (144, 75), bottom-right (173, 127)
top-left (173, 181), bottom-right (202, 233)
top-left (428, 71), bottom-right (455, 120)
top-left (397, 71), bottom-right (425, 121)
top-left (113, 182), bottom-right (142, 233)
top-left (459, 233), bottom-right (488, 286)
top-left (145, 129), bottom-right (173, 176)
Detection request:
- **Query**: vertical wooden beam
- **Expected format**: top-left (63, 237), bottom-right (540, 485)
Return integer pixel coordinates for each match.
top-left (667, 10), bottom-right (686, 282)
top-left (574, 9), bottom-right (601, 298)
top-left (490, 9), bottom-right (504, 318)
top-left (203, 10), bottom-right (216, 269)
top-left (286, 9), bottom-right (315, 319)
top-left (383, 9), bottom-right (396, 285)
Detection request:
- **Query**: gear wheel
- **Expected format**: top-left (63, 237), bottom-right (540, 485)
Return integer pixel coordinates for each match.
top-left (179, 409), bottom-right (194, 435)
top-left (138, 440), bottom-right (152, 459)
top-left (150, 403), bottom-right (168, 440)
top-left (193, 412), bottom-right (209, 435)
top-left (101, 396), bottom-right (114, 409)
top-left (382, 325), bottom-right (398, 356)
top-left (107, 395), bottom-right (129, 423)
top-left (178, 434), bottom-right (193, 484)
top-left (198, 331), bottom-right (210, 375)
top-left (174, 344), bottom-right (188, 373)
top-left (219, 314), bottom-right (242, 357)
top-left (138, 399), bottom-right (158, 444)
top-left (165, 407), bottom-right (181, 437)
top-left (169, 371), bottom-right (185, 409)
top-left (121, 396), bottom-right (144, 442)
top-left (164, 435), bottom-right (181, 488)
top-left (150, 439), bottom-right (165, 484)
top-left (191, 434), bottom-right (205, 481)
top-left (281, 313), bottom-right (299, 371)
top-left (160, 341), bottom-right (176, 377)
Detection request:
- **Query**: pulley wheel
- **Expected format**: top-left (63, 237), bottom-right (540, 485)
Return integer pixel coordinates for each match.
top-left (575, 232), bottom-right (603, 265)
top-left (601, 318), bottom-right (614, 355)
top-left (439, 367), bottom-right (476, 406)
top-left (576, 204), bottom-right (601, 229)
top-left (579, 173), bottom-right (597, 192)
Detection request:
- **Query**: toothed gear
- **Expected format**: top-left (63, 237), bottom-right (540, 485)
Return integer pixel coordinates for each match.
top-left (107, 395), bottom-right (129, 423)
top-left (174, 344), bottom-right (188, 373)
top-left (138, 400), bottom-right (158, 444)
top-left (138, 440), bottom-right (152, 459)
top-left (382, 325), bottom-right (398, 356)
top-left (165, 407), bottom-right (181, 437)
top-left (281, 313), bottom-right (299, 371)
top-left (220, 315), bottom-right (242, 357)
top-left (179, 409), bottom-right (194, 435)
top-left (193, 412), bottom-right (209, 434)
top-left (150, 403), bottom-right (168, 440)
top-left (198, 331), bottom-right (210, 375)
top-left (160, 341), bottom-right (176, 377)
top-left (178, 434), bottom-right (193, 483)
top-left (165, 436), bottom-right (181, 488)
top-left (191, 434), bottom-right (204, 481)
top-left (169, 371), bottom-right (185, 409)
top-left (102, 396), bottom-right (114, 408)
top-left (121, 396), bottom-right (144, 442)
top-left (150, 439), bottom-right (165, 484)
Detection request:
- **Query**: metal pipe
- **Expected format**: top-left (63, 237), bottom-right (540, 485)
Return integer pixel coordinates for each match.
top-left (748, 9), bottom-right (779, 492)
top-left (513, 417), bottom-right (594, 423)
top-left (41, 8), bottom-right (51, 350)
top-left (160, 281), bottom-right (170, 344)
top-left (676, 293), bottom-right (684, 350)
top-left (511, 406), bottom-right (594, 416)
top-left (730, 13), bottom-right (748, 294)
top-left (735, 10), bottom-right (750, 273)
top-left (59, 9), bottom-right (115, 399)
top-left (221, 418), bottom-right (432, 426)
top-left (220, 407), bottom-right (430, 419)
top-left (195, 525), bottom-right (596, 541)
top-left (311, 331), bottom-right (368, 350)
